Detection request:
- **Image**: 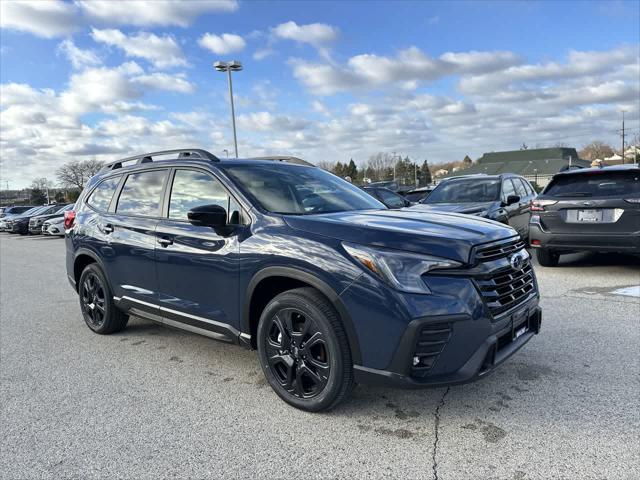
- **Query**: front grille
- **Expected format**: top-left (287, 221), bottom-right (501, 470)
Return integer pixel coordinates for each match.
top-left (410, 323), bottom-right (451, 378)
top-left (476, 261), bottom-right (535, 317)
top-left (475, 238), bottom-right (526, 261)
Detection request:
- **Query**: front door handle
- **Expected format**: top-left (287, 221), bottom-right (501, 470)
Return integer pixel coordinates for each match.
top-left (103, 224), bottom-right (114, 234)
top-left (158, 236), bottom-right (173, 247)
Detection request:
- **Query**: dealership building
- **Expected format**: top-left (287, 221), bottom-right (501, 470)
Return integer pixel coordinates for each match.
top-left (440, 147), bottom-right (591, 188)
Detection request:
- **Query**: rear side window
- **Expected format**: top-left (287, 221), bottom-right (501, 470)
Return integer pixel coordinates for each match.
top-left (544, 171), bottom-right (640, 197)
top-left (116, 170), bottom-right (168, 217)
top-left (512, 178), bottom-right (528, 198)
top-left (522, 179), bottom-right (535, 196)
top-left (87, 176), bottom-right (121, 212)
top-left (168, 170), bottom-right (230, 220)
top-left (502, 179), bottom-right (516, 200)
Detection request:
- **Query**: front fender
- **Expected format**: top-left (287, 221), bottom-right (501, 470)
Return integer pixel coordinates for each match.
top-left (243, 265), bottom-right (363, 364)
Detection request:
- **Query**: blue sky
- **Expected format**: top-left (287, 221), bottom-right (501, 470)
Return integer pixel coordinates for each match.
top-left (1, 0), bottom-right (639, 187)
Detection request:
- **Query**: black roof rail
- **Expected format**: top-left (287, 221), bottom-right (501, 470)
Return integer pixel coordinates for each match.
top-left (246, 156), bottom-right (314, 166)
top-left (102, 149), bottom-right (220, 171)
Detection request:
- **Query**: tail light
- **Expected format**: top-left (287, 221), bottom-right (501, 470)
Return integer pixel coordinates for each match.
top-left (64, 210), bottom-right (76, 229)
top-left (530, 199), bottom-right (557, 212)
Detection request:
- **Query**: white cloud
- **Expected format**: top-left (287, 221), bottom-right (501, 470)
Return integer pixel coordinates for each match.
top-left (291, 47), bottom-right (521, 95)
top-left (198, 33), bottom-right (246, 55)
top-left (272, 21), bottom-right (338, 46)
top-left (458, 45), bottom-right (638, 94)
top-left (253, 48), bottom-right (275, 61)
top-left (57, 39), bottom-right (101, 69)
top-left (237, 112), bottom-right (310, 132)
top-left (132, 73), bottom-right (195, 94)
top-left (77, 0), bottom-right (238, 27)
top-left (91, 28), bottom-right (187, 69)
top-left (0, 0), bottom-right (80, 38)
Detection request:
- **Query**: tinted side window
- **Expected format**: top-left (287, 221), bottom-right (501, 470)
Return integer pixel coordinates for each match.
top-left (169, 170), bottom-right (230, 221)
top-left (116, 170), bottom-right (167, 217)
top-left (502, 179), bottom-right (517, 200)
top-left (87, 177), bottom-right (121, 212)
top-left (522, 179), bottom-right (535, 195)
top-left (512, 178), bottom-right (528, 197)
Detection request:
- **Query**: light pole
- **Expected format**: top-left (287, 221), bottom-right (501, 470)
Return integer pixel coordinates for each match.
top-left (214, 60), bottom-right (243, 158)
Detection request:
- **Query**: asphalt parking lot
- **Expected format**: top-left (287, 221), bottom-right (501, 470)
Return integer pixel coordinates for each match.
top-left (1, 234), bottom-right (638, 480)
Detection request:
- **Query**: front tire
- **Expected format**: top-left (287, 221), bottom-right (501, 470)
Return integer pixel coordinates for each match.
top-left (536, 248), bottom-right (560, 267)
top-left (78, 263), bottom-right (128, 334)
top-left (257, 287), bottom-right (354, 412)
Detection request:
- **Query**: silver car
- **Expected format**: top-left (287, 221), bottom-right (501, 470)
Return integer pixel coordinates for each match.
top-left (42, 217), bottom-right (66, 236)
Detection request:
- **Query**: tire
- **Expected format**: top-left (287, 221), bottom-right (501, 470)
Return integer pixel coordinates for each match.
top-left (257, 287), bottom-right (354, 412)
top-left (536, 248), bottom-right (560, 267)
top-left (78, 263), bottom-right (128, 334)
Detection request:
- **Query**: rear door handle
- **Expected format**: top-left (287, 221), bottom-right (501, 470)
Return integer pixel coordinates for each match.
top-left (103, 224), bottom-right (114, 234)
top-left (158, 236), bottom-right (173, 247)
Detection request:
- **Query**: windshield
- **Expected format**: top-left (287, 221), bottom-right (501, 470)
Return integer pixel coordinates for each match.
top-left (423, 179), bottom-right (501, 204)
top-left (20, 206), bottom-right (46, 216)
top-left (544, 171), bottom-right (640, 197)
top-left (222, 164), bottom-right (385, 214)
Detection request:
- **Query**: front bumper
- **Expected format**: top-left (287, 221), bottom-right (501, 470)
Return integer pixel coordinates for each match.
top-left (529, 221), bottom-right (640, 253)
top-left (353, 301), bottom-right (541, 388)
top-left (29, 224), bottom-right (44, 234)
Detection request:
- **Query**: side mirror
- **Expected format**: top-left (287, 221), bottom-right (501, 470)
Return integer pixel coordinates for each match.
top-left (505, 195), bottom-right (520, 206)
top-left (187, 204), bottom-right (227, 228)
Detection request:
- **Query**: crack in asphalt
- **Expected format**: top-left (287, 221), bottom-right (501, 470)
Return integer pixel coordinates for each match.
top-left (431, 387), bottom-right (450, 480)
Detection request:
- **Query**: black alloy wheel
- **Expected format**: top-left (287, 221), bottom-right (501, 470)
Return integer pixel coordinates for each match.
top-left (81, 271), bottom-right (107, 329)
top-left (257, 287), bottom-right (354, 412)
top-left (265, 307), bottom-right (330, 398)
top-left (78, 263), bottom-right (128, 334)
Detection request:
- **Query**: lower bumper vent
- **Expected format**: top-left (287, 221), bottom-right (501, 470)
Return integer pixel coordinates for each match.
top-left (410, 323), bottom-right (451, 378)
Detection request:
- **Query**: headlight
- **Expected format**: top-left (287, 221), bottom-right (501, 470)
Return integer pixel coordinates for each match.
top-left (342, 242), bottom-right (462, 294)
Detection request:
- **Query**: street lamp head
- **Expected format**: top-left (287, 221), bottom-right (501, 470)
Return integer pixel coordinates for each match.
top-left (228, 60), bottom-right (243, 71)
top-left (214, 61), bottom-right (229, 71)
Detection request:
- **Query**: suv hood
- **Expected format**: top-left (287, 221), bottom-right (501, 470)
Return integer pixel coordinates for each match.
top-left (410, 201), bottom-right (498, 215)
top-left (284, 209), bottom-right (516, 263)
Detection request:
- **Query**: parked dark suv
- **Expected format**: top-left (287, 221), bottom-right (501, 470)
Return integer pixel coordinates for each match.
top-left (66, 149), bottom-right (541, 411)
top-left (411, 174), bottom-right (537, 239)
top-left (529, 165), bottom-right (640, 266)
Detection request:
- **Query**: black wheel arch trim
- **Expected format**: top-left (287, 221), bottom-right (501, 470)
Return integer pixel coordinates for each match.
top-left (243, 266), bottom-right (362, 364)
top-left (72, 247), bottom-right (107, 291)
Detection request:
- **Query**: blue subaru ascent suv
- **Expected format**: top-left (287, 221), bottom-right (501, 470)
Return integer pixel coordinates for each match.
top-left (66, 149), bottom-right (541, 411)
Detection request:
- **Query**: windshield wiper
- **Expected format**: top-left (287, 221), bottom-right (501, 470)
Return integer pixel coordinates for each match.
top-left (554, 192), bottom-right (593, 197)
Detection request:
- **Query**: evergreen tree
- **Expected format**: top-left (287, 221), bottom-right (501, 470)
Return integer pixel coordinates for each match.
top-left (346, 158), bottom-right (358, 179)
top-left (419, 160), bottom-right (432, 186)
top-left (463, 155), bottom-right (473, 165)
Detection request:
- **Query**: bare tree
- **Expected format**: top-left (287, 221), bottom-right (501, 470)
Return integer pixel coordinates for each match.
top-left (579, 141), bottom-right (615, 161)
top-left (56, 159), bottom-right (104, 190)
top-left (366, 152), bottom-right (396, 181)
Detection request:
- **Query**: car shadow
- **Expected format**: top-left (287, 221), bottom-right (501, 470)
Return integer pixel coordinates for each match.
top-left (553, 251), bottom-right (640, 268)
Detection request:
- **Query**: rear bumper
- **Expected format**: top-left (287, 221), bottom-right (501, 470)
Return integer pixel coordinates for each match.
top-left (353, 302), bottom-right (542, 388)
top-left (529, 222), bottom-right (640, 253)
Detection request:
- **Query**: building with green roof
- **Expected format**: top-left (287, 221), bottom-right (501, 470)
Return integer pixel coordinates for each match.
top-left (438, 147), bottom-right (591, 188)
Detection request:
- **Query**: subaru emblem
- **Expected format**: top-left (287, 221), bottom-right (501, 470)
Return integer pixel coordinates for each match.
top-left (510, 252), bottom-right (524, 270)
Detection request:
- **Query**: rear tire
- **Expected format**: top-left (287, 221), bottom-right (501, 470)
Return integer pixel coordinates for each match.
top-left (78, 263), bottom-right (128, 334)
top-left (536, 248), bottom-right (560, 267)
top-left (257, 287), bottom-right (354, 412)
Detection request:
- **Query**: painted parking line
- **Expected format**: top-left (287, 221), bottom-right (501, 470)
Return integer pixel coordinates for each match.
top-left (610, 285), bottom-right (640, 298)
